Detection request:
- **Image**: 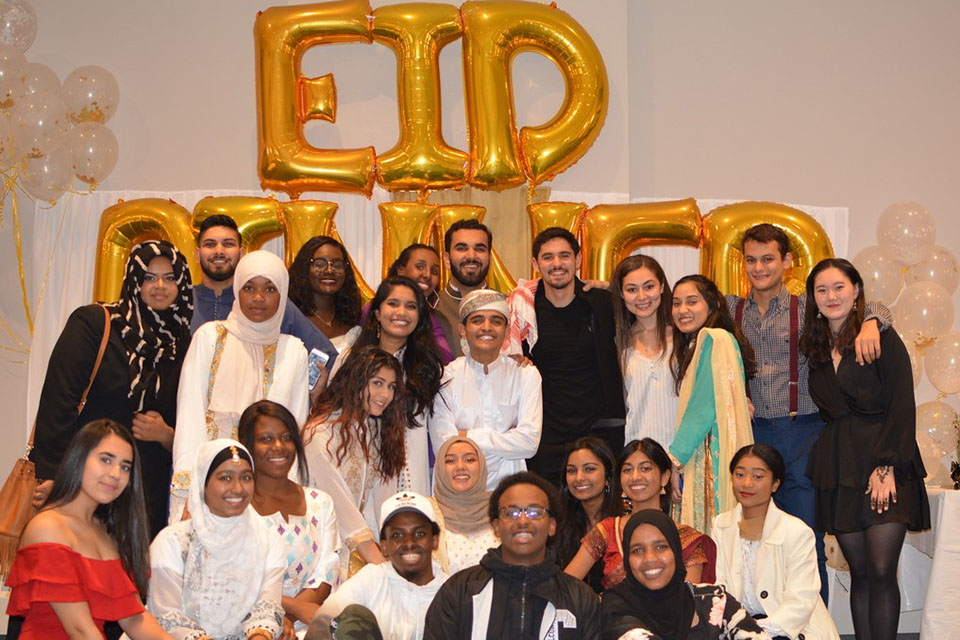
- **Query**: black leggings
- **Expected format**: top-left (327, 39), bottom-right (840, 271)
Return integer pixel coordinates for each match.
top-left (835, 522), bottom-right (907, 640)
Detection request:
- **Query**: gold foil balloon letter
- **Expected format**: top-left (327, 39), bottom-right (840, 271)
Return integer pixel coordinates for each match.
top-left (255, 0), bottom-right (376, 197)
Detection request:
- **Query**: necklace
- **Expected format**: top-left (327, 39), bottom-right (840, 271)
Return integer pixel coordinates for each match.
top-left (313, 309), bottom-right (335, 327)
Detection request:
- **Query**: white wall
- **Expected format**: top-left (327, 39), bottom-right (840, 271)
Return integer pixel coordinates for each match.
top-left (1, 0), bottom-right (958, 473)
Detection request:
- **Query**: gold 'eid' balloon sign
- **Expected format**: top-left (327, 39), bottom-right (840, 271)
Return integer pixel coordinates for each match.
top-left (93, 1), bottom-right (834, 300)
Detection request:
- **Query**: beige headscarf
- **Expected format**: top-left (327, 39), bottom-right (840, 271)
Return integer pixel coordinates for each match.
top-left (432, 437), bottom-right (491, 534)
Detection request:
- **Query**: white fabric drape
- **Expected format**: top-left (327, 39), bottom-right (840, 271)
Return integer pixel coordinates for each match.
top-left (25, 188), bottom-right (846, 438)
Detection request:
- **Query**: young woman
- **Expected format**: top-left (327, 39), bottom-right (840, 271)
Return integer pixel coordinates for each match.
top-left (238, 400), bottom-right (340, 635)
top-left (31, 240), bottom-right (193, 537)
top-left (800, 258), bottom-right (929, 640)
top-left (712, 444), bottom-right (839, 640)
top-left (301, 345), bottom-right (407, 566)
top-left (171, 251), bottom-right (309, 522)
top-left (337, 275), bottom-right (445, 494)
top-left (148, 439), bottom-right (285, 640)
top-left (5, 420), bottom-right (171, 639)
top-left (566, 438), bottom-right (715, 590)
top-left (670, 274), bottom-right (756, 533)
top-left (556, 437), bottom-right (623, 592)
top-left (384, 243), bottom-right (453, 363)
top-left (288, 235), bottom-right (362, 351)
top-left (601, 510), bottom-right (769, 640)
top-left (610, 254), bottom-right (678, 449)
top-left (429, 436), bottom-right (497, 574)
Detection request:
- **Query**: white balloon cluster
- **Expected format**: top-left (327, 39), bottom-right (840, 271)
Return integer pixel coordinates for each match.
top-left (853, 201), bottom-right (960, 485)
top-left (0, 0), bottom-right (118, 206)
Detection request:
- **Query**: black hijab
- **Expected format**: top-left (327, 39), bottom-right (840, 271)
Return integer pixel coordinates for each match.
top-left (606, 509), bottom-right (695, 640)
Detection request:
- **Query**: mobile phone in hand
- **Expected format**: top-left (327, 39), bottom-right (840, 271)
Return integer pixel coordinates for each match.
top-left (308, 348), bottom-right (330, 390)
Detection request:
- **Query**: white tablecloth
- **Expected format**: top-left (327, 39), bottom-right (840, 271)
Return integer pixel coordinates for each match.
top-left (917, 487), bottom-right (960, 639)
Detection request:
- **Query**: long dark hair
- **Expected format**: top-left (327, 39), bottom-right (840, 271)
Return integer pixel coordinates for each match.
top-left (288, 235), bottom-right (362, 326)
top-left (304, 345), bottom-right (407, 480)
top-left (354, 276), bottom-right (444, 421)
top-left (610, 254), bottom-right (673, 372)
top-left (44, 420), bottom-right (150, 599)
top-left (671, 274), bottom-right (756, 392)
top-left (619, 438), bottom-right (673, 514)
top-left (238, 399), bottom-right (309, 485)
top-left (556, 437), bottom-right (622, 569)
top-left (799, 258), bottom-right (866, 366)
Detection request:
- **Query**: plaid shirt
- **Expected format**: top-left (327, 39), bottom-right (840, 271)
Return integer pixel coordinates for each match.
top-left (726, 287), bottom-right (891, 419)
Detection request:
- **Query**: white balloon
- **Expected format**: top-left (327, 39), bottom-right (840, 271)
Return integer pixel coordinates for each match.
top-left (916, 400), bottom-right (958, 455)
top-left (925, 332), bottom-right (960, 395)
top-left (892, 281), bottom-right (954, 346)
top-left (903, 337), bottom-right (922, 389)
top-left (9, 89), bottom-right (70, 158)
top-left (876, 201), bottom-right (937, 266)
top-left (0, 0), bottom-right (36, 54)
top-left (904, 245), bottom-right (960, 294)
top-left (0, 42), bottom-right (25, 109)
top-left (853, 245), bottom-right (904, 306)
top-left (917, 430), bottom-right (943, 483)
top-left (20, 145), bottom-right (73, 203)
top-left (62, 65), bottom-right (119, 124)
top-left (16, 61), bottom-right (60, 102)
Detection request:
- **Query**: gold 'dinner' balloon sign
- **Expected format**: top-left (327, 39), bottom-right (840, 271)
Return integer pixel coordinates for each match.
top-left (93, 0), bottom-right (834, 301)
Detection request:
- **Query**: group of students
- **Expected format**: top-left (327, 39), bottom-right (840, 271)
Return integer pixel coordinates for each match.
top-left (3, 215), bottom-right (930, 640)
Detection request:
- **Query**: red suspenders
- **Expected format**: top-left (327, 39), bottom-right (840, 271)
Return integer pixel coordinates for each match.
top-left (735, 294), bottom-right (800, 418)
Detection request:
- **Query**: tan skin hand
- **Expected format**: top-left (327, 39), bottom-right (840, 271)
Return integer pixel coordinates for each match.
top-left (280, 617), bottom-right (296, 640)
top-left (507, 354), bottom-right (535, 367)
top-left (854, 318), bottom-right (882, 365)
top-left (32, 479), bottom-right (54, 508)
top-left (131, 410), bottom-right (175, 450)
top-left (309, 368), bottom-right (330, 406)
top-left (866, 465), bottom-right (897, 514)
top-left (669, 469), bottom-right (682, 503)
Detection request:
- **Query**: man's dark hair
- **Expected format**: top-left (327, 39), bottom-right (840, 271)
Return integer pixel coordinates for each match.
top-left (532, 227), bottom-right (579, 259)
top-left (197, 214), bottom-right (241, 242)
top-left (487, 471), bottom-right (564, 525)
top-left (742, 223), bottom-right (790, 258)
top-left (444, 219), bottom-right (492, 253)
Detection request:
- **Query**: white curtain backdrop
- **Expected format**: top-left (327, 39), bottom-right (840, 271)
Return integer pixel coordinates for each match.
top-left (24, 188), bottom-right (847, 436)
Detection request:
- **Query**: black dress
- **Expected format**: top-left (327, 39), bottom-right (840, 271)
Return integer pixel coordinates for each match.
top-left (31, 304), bottom-right (184, 538)
top-left (805, 329), bottom-right (930, 534)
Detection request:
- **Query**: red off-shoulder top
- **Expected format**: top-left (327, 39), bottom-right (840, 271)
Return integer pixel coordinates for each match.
top-left (5, 543), bottom-right (144, 639)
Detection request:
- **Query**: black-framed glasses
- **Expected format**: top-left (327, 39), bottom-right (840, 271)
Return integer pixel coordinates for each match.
top-left (309, 257), bottom-right (347, 272)
top-left (498, 506), bottom-right (550, 520)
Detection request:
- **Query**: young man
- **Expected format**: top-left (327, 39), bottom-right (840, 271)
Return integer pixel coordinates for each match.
top-left (435, 219), bottom-right (494, 358)
top-left (727, 223), bottom-right (892, 604)
top-left (310, 492), bottom-right (448, 640)
top-left (424, 472), bottom-right (600, 639)
top-left (429, 289), bottom-right (542, 490)
top-left (191, 214), bottom-right (337, 366)
top-left (504, 227), bottom-right (624, 485)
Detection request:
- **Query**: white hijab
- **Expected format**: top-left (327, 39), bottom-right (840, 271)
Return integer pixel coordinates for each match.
top-left (208, 251), bottom-right (289, 412)
top-left (182, 438), bottom-right (269, 638)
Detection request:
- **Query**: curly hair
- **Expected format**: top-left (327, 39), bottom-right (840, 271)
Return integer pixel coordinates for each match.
top-left (671, 274), bottom-right (756, 393)
top-left (288, 235), bottom-right (362, 326)
top-left (610, 254), bottom-right (673, 373)
top-left (303, 345), bottom-right (407, 480)
top-left (798, 258), bottom-right (866, 366)
top-left (354, 276), bottom-right (444, 421)
top-left (487, 471), bottom-right (564, 529)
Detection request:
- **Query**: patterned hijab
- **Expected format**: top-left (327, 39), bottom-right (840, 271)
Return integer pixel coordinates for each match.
top-left (105, 240), bottom-right (192, 411)
top-left (432, 436), bottom-right (491, 534)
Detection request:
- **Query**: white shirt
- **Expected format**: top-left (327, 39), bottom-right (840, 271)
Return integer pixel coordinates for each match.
top-left (429, 353), bottom-right (542, 490)
top-left (319, 560), bottom-right (448, 640)
top-left (623, 345), bottom-right (678, 447)
top-left (443, 526), bottom-right (498, 574)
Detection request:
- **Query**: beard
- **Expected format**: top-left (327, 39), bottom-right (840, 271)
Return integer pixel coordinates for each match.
top-left (449, 259), bottom-right (489, 288)
top-left (200, 260), bottom-right (236, 283)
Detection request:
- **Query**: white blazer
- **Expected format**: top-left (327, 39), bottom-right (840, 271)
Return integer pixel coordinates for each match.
top-left (711, 502), bottom-right (839, 640)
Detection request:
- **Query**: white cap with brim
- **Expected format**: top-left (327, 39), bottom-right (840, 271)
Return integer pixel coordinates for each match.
top-left (378, 491), bottom-right (438, 531)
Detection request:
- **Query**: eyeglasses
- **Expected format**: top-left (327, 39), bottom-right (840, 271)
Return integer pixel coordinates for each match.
top-left (498, 506), bottom-right (550, 520)
top-left (309, 257), bottom-right (347, 272)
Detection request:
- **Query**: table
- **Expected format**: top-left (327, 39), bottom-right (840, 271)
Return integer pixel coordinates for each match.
top-left (916, 487), bottom-right (960, 639)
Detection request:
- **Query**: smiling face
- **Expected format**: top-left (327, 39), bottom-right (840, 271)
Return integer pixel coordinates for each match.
top-left (621, 266), bottom-right (663, 321)
top-left (813, 266), bottom-right (859, 331)
top-left (140, 256), bottom-right (178, 311)
top-left (363, 365), bottom-right (398, 417)
top-left (250, 415), bottom-right (296, 481)
top-left (81, 433), bottom-right (133, 506)
top-left (443, 441), bottom-right (482, 493)
top-left (446, 228), bottom-right (491, 288)
top-left (533, 237), bottom-right (580, 291)
top-left (382, 511), bottom-right (438, 586)
top-left (397, 248), bottom-right (440, 297)
top-left (671, 281), bottom-right (710, 335)
top-left (375, 284), bottom-right (419, 342)
top-left (204, 458), bottom-right (254, 518)
top-left (492, 483), bottom-right (556, 566)
top-left (620, 450), bottom-right (669, 509)
top-left (743, 239), bottom-right (792, 295)
top-left (732, 453), bottom-right (781, 512)
top-left (460, 309), bottom-right (507, 361)
top-left (564, 448), bottom-right (607, 505)
top-left (309, 243), bottom-right (347, 296)
top-left (627, 523), bottom-right (676, 590)
top-left (197, 225), bottom-right (243, 283)
top-left (238, 275), bottom-right (282, 323)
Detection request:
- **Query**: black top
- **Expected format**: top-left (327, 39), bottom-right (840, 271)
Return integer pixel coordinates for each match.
top-left (806, 329), bottom-right (930, 533)
top-left (31, 304), bottom-right (184, 537)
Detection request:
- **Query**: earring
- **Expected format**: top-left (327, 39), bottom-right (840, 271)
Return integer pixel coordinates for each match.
top-left (817, 310), bottom-right (822, 319)
top-left (604, 482), bottom-right (610, 494)
top-left (852, 302), bottom-right (858, 312)
top-left (376, 324), bottom-right (381, 340)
